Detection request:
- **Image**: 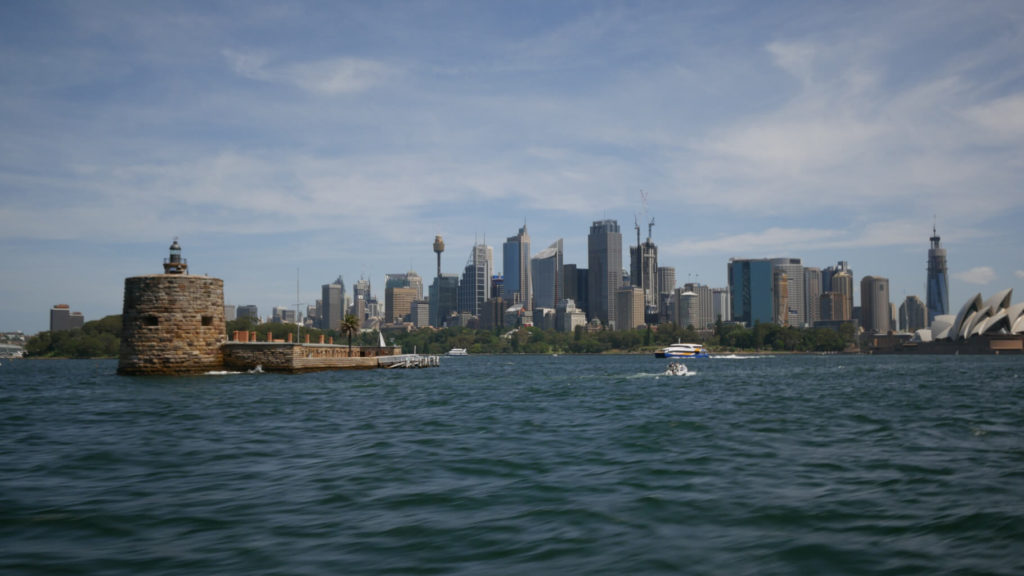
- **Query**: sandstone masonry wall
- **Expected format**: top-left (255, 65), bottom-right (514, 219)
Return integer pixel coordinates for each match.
top-left (118, 275), bottom-right (226, 375)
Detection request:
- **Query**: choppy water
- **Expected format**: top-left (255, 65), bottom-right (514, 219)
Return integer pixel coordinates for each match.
top-left (2, 354), bottom-right (1022, 575)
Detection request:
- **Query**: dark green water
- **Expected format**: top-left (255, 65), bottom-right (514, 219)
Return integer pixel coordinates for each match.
top-left (2, 355), bottom-right (1022, 575)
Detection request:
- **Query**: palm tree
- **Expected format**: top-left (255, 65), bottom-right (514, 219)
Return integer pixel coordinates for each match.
top-left (340, 314), bottom-right (360, 354)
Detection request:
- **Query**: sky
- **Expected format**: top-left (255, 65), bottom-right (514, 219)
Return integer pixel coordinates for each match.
top-left (2, 0), bottom-right (1023, 334)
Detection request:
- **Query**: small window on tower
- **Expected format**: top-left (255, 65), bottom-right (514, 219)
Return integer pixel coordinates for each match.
top-left (143, 315), bottom-right (159, 326)
top-left (201, 316), bottom-right (213, 326)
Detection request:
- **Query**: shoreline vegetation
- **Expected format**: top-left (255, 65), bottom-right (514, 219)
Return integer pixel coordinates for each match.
top-left (24, 315), bottom-right (859, 359)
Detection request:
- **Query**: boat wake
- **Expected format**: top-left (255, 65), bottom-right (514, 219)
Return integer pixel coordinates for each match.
top-left (626, 371), bottom-right (697, 379)
top-left (711, 354), bottom-right (772, 360)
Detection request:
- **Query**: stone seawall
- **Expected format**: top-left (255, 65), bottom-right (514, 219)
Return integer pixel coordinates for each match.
top-left (222, 343), bottom-right (403, 373)
top-left (118, 275), bottom-right (226, 375)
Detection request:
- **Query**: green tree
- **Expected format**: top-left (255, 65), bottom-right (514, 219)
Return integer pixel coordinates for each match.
top-left (340, 314), bottom-right (360, 350)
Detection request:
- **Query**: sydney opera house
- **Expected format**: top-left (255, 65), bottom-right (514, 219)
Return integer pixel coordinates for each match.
top-left (900, 289), bottom-right (1024, 354)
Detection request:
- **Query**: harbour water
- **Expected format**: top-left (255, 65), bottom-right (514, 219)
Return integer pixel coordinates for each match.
top-left (2, 354), bottom-right (1022, 575)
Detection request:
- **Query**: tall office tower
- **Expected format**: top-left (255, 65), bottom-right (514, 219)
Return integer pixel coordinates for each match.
top-left (458, 242), bottom-right (492, 316)
top-left (819, 292), bottom-right (841, 322)
top-left (49, 304), bottom-right (84, 332)
top-left (321, 276), bottom-right (344, 331)
top-left (658, 266), bottom-right (676, 322)
top-left (387, 287), bottom-right (418, 323)
top-left (683, 282), bottom-right (714, 330)
top-left (503, 225), bottom-right (532, 307)
top-left (575, 267), bottom-right (589, 317)
top-left (272, 307), bottom-right (297, 324)
top-left (657, 267), bottom-right (676, 296)
top-left (834, 271), bottom-right (854, 320)
top-left (616, 286), bottom-right (645, 331)
top-left (411, 300), bottom-right (431, 329)
top-left (429, 274), bottom-right (459, 327)
top-left (490, 275), bottom-right (504, 300)
top-left (770, 258), bottom-right (804, 327)
top-left (630, 235), bottom-right (658, 311)
top-left (562, 264), bottom-right (579, 306)
top-left (728, 258), bottom-right (774, 327)
top-left (926, 225), bottom-right (949, 325)
top-left (385, 272), bottom-right (423, 323)
top-left (224, 305), bottom-right (237, 322)
top-left (821, 261), bottom-right (853, 294)
top-left (773, 268), bottom-right (790, 326)
top-left (588, 220), bottom-right (622, 328)
top-left (899, 295), bottom-right (928, 332)
top-left (860, 276), bottom-right (891, 333)
top-left (673, 289), bottom-right (699, 329)
top-left (236, 305), bottom-right (259, 322)
top-left (803, 267), bottom-right (822, 327)
top-left (348, 279), bottom-right (369, 321)
top-left (531, 239), bottom-right (563, 309)
top-left (711, 287), bottom-right (731, 323)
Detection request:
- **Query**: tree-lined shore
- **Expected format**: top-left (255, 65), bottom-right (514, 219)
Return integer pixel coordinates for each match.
top-left (25, 315), bottom-right (858, 358)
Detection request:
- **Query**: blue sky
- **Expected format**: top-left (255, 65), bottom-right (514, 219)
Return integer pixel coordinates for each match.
top-left (2, 1), bottom-right (1023, 334)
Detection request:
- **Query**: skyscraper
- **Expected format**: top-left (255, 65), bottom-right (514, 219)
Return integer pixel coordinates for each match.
top-left (49, 304), bottom-right (84, 332)
top-left (770, 258), bottom-right (804, 327)
top-left (820, 266), bottom-right (854, 322)
top-left (503, 225), bottom-right (531, 307)
top-left (683, 282), bottom-right (714, 330)
top-left (711, 287), bottom-right (731, 323)
top-left (926, 225), bottom-right (949, 325)
top-left (657, 266), bottom-right (677, 324)
top-left (458, 242), bottom-right (492, 316)
top-left (321, 276), bottom-right (344, 331)
top-left (531, 239), bottom-right (563, 309)
top-left (773, 268), bottom-right (790, 326)
top-left (860, 276), bottom-right (891, 333)
top-left (587, 220), bottom-right (622, 328)
top-left (630, 233), bottom-right (658, 311)
top-left (351, 278), bottom-right (371, 321)
top-left (385, 272), bottom-right (423, 323)
top-left (429, 274), bottom-right (459, 327)
top-left (803, 267), bottom-right (822, 327)
top-left (674, 289), bottom-right (699, 329)
top-left (616, 286), bottom-right (645, 331)
top-left (728, 258), bottom-right (774, 327)
top-left (900, 295), bottom-right (927, 332)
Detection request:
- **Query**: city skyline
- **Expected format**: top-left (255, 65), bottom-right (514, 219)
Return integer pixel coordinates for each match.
top-left (2, 2), bottom-right (1023, 334)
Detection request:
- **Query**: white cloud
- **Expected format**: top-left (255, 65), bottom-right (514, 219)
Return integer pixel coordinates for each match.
top-left (666, 227), bottom-right (844, 256)
top-left (965, 92), bottom-right (1024, 140)
top-left (766, 41), bottom-right (819, 84)
top-left (1016, 270), bottom-right (1024, 280)
top-left (223, 50), bottom-right (394, 94)
top-left (954, 266), bottom-right (997, 285)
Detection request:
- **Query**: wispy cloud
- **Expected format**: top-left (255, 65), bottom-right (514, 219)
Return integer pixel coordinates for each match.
top-left (223, 50), bottom-right (396, 94)
top-left (954, 266), bottom-right (997, 285)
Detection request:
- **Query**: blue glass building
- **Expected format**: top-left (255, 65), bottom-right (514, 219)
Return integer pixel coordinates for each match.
top-left (728, 258), bottom-right (774, 327)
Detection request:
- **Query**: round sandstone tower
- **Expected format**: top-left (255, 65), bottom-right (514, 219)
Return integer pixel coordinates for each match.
top-left (118, 241), bottom-right (226, 375)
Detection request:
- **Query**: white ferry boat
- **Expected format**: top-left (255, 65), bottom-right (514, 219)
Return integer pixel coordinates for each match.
top-left (655, 342), bottom-right (709, 359)
top-left (446, 348), bottom-right (468, 356)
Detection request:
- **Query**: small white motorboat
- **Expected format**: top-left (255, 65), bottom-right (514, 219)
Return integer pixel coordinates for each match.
top-left (664, 362), bottom-right (689, 376)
